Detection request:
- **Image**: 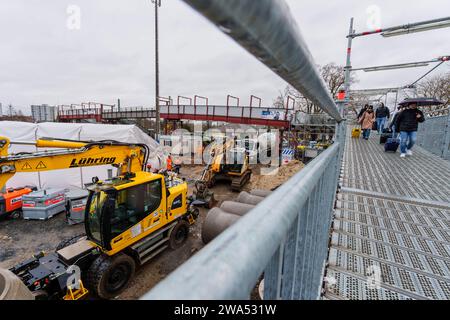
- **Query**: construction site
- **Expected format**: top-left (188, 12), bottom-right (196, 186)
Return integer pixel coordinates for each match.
top-left (1, 0), bottom-right (450, 308)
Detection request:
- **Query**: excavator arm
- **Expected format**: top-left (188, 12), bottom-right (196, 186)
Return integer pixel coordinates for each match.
top-left (0, 136), bottom-right (148, 190)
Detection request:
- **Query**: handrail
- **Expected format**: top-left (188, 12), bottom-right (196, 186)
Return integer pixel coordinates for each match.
top-left (142, 142), bottom-right (340, 300)
top-left (181, 0), bottom-right (342, 122)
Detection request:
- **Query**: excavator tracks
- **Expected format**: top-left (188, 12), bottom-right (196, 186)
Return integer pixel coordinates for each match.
top-left (231, 170), bottom-right (252, 192)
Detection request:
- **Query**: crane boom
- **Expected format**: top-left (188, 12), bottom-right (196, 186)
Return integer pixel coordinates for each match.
top-left (0, 136), bottom-right (148, 190)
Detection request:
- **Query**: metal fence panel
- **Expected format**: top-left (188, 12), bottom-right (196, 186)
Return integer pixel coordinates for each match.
top-left (142, 140), bottom-right (342, 300)
top-left (417, 112), bottom-right (450, 160)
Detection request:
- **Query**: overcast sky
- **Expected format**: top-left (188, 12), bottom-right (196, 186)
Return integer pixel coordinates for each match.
top-left (0, 0), bottom-right (449, 115)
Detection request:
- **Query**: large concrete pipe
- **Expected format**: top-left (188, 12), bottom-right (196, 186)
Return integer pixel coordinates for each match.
top-left (202, 208), bottom-right (241, 244)
top-left (250, 189), bottom-right (272, 198)
top-left (220, 201), bottom-right (255, 216)
top-left (0, 268), bottom-right (34, 300)
top-left (236, 191), bottom-right (265, 205)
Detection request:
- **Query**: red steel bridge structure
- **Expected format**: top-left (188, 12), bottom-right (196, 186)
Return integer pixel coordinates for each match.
top-left (57, 95), bottom-right (297, 129)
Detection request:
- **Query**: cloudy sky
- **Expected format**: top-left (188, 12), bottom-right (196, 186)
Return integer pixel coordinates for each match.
top-left (0, 0), bottom-right (449, 115)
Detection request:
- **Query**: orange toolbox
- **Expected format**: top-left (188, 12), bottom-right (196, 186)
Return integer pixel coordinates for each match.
top-left (0, 186), bottom-right (37, 218)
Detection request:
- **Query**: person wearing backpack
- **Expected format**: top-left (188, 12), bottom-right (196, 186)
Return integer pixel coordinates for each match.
top-left (396, 103), bottom-right (425, 158)
top-left (375, 103), bottom-right (390, 134)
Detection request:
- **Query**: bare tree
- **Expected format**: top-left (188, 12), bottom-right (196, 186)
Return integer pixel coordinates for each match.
top-left (415, 72), bottom-right (450, 110)
top-left (274, 63), bottom-right (356, 114)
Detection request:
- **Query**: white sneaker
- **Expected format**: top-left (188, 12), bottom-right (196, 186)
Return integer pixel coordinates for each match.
top-left (406, 150), bottom-right (413, 156)
top-left (400, 153), bottom-right (406, 158)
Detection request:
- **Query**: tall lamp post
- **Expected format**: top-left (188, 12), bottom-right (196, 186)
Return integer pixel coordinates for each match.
top-left (152, 0), bottom-right (161, 140)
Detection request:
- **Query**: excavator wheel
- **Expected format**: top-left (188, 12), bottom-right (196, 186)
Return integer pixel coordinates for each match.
top-left (56, 234), bottom-right (86, 251)
top-left (86, 253), bottom-right (135, 300)
top-left (169, 220), bottom-right (190, 250)
top-left (10, 210), bottom-right (21, 220)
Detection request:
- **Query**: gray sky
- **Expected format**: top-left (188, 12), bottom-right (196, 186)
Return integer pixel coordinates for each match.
top-left (0, 0), bottom-right (449, 115)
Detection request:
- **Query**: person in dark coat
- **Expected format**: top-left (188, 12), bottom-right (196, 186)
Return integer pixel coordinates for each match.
top-left (396, 103), bottom-right (425, 158)
top-left (375, 103), bottom-right (391, 134)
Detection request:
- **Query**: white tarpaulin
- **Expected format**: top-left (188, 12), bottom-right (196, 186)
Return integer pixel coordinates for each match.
top-left (0, 121), bottom-right (166, 189)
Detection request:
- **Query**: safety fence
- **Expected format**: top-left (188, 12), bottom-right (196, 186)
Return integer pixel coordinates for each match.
top-left (417, 107), bottom-right (450, 160)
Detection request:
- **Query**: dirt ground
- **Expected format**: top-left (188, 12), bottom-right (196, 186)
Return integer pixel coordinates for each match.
top-left (0, 161), bottom-right (303, 300)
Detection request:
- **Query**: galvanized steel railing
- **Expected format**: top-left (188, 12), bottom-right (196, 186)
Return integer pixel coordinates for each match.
top-left (417, 107), bottom-right (450, 160)
top-left (142, 141), bottom-right (342, 300)
top-left (141, 0), bottom-right (345, 300)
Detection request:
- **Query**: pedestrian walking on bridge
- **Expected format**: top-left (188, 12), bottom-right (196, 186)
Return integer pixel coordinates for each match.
top-left (375, 103), bottom-right (391, 134)
top-left (396, 103), bottom-right (425, 158)
top-left (359, 105), bottom-right (375, 140)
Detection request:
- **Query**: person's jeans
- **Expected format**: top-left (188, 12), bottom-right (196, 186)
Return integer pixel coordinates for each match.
top-left (363, 129), bottom-right (371, 139)
top-left (376, 117), bottom-right (387, 134)
top-left (400, 131), bottom-right (417, 154)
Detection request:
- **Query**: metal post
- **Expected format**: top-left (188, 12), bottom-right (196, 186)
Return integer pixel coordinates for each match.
top-left (344, 18), bottom-right (354, 112)
top-left (152, 0), bottom-right (162, 140)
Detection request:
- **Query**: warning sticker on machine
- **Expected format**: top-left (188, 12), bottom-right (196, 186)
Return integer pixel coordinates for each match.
top-left (131, 224), bottom-right (142, 238)
top-left (22, 201), bottom-right (36, 208)
top-left (10, 197), bottom-right (22, 205)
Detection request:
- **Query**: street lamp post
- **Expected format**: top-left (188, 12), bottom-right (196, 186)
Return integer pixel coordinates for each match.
top-left (152, 0), bottom-right (161, 140)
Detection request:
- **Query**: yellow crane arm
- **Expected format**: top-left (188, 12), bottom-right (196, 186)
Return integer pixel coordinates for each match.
top-left (0, 136), bottom-right (147, 190)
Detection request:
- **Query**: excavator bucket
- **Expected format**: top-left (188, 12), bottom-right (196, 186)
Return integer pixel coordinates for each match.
top-left (192, 181), bottom-right (216, 209)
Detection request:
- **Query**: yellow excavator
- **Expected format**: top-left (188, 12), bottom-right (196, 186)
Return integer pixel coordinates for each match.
top-left (193, 138), bottom-right (252, 202)
top-left (0, 136), bottom-right (198, 299)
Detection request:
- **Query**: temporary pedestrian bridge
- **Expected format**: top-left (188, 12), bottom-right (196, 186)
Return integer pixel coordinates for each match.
top-left (58, 98), bottom-right (295, 128)
top-left (140, 1), bottom-right (450, 300)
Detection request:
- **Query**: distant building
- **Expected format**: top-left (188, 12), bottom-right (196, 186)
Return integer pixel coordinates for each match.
top-left (31, 104), bottom-right (56, 122)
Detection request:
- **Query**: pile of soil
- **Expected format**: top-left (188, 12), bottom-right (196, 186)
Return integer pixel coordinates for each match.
top-left (244, 161), bottom-right (304, 191)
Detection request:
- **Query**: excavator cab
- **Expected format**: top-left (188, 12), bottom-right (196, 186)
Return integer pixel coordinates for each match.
top-left (84, 172), bottom-right (168, 254)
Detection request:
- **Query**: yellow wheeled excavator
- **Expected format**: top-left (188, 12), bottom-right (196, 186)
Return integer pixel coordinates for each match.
top-left (0, 136), bottom-right (198, 300)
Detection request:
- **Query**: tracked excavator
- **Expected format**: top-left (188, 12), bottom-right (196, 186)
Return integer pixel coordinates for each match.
top-left (192, 138), bottom-right (252, 208)
top-left (0, 136), bottom-right (198, 300)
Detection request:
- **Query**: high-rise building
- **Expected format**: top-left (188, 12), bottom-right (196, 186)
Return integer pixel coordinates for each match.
top-left (31, 104), bottom-right (56, 122)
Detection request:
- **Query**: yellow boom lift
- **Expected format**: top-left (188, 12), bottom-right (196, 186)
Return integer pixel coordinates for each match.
top-left (0, 136), bottom-right (198, 299)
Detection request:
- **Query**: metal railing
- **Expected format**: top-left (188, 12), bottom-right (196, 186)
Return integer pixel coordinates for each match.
top-left (143, 140), bottom-right (342, 299)
top-left (417, 107), bottom-right (450, 160)
top-left (141, 0), bottom-right (345, 300)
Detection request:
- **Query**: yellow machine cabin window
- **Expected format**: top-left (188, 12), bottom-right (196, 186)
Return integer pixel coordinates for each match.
top-left (88, 191), bottom-right (107, 243)
top-left (110, 180), bottom-right (162, 239)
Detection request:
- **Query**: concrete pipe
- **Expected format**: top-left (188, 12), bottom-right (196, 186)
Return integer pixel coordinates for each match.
top-left (250, 189), bottom-right (272, 198)
top-left (202, 208), bottom-right (241, 244)
top-left (0, 268), bottom-right (34, 300)
top-left (220, 201), bottom-right (255, 216)
top-left (236, 191), bottom-right (265, 205)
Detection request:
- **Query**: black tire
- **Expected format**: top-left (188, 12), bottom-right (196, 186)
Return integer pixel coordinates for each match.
top-left (86, 253), bottom-right (135, 300)
top-left (56, 234), bottom-right (86, 251)
top-left (169, 220), bottom-right (190, 250)
top-left (10, 210), bottom-right (21, 219)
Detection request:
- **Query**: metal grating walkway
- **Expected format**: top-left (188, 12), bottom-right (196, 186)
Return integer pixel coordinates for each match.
top-left (323, 130), bottom-right (450, 300)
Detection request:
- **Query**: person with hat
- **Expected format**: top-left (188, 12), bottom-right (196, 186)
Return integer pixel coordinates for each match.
top-left (395, 103), bottom-right (425, 158)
